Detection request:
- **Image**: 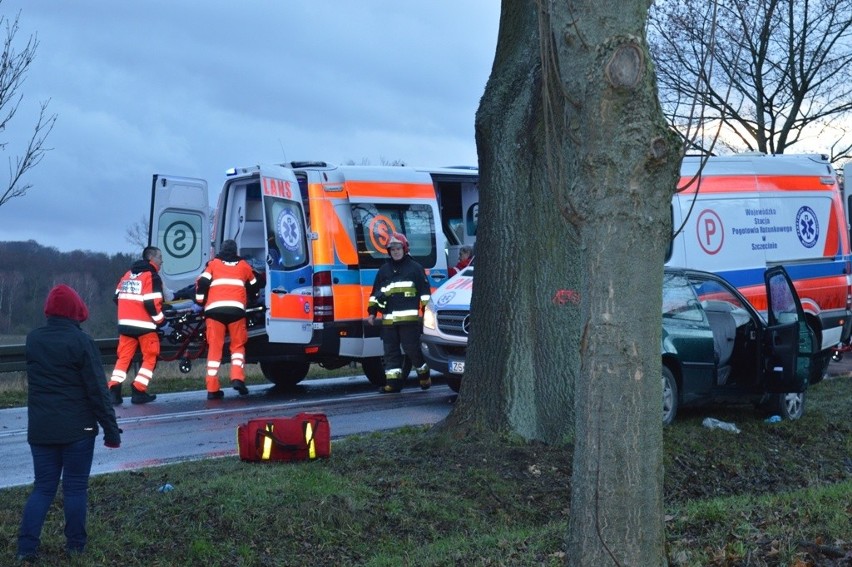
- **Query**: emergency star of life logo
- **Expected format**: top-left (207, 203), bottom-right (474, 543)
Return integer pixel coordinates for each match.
top-left (277, 210), bottom-right (301, 251)
top-left (796, 206), bottom-right (819, 248)
top-left (436, 291), bottom-right (455, 306)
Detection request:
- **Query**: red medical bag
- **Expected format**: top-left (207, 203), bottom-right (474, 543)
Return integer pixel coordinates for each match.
top-left (237, 412), bottom-right (330, 462)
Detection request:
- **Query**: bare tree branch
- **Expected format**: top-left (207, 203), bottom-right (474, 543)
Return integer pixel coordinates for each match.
top-left (0, 6), bottom-right (57, 208)
top-left (649, 0), bottom-right (852, 164)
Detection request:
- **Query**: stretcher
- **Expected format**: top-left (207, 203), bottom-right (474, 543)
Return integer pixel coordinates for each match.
top-left (159, 300), bottom-right (264, 373)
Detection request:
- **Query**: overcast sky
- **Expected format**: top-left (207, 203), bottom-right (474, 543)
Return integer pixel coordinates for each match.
top-left (0, 1), bottom-right (499, 255)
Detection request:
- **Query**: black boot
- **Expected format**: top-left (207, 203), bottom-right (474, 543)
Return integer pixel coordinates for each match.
top-left (131, 386), bottom-right (156, 404)
top-left (109, 384), bottom-right (123, 405)
top-left (231, 379), bottom-right (249, 396)
top-left (416, 364), bottom-right (431, 390)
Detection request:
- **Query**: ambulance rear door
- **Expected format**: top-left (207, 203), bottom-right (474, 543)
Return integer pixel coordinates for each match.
top-left (149, 174), bottom-right (210, 295)
top-left (259, 166), bottom-right (313, 345)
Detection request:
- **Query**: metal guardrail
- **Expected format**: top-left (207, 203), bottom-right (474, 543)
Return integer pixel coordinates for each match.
top-left (0, 337), bottom-right (122, 373)
top-left (0, 306), bottom-right (268, 374)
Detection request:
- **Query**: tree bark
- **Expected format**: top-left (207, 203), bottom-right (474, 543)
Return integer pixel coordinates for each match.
top-left (446, 1), bottom-right (679, 562)
top-left (441, 0), bottom-right (581, 444)
top-left (549, 2), bottom-right (679, 565)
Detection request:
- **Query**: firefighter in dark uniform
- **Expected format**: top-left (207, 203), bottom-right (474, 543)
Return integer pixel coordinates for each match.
top-left (367, 232), bottom-right (432, 393)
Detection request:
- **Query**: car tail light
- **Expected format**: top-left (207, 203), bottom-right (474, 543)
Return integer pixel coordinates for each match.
top-left (312, 271), bottom-right (333, 323)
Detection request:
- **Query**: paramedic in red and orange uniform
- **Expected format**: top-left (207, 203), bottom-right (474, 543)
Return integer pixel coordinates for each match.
top-left (195, 239), bottom-right (259, 400)
top-left (107, 246), bottom-right (165, 405)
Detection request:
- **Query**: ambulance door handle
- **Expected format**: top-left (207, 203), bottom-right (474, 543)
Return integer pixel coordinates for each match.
top-left (272, 288), bottom-right (288, 295)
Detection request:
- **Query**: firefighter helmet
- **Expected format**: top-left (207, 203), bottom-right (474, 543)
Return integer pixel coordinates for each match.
top-left (387, 232), bottom-right (409, 254)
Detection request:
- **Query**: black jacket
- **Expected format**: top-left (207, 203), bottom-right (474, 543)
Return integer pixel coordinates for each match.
top-left (26, 317), bottom-right (120, 445)
top-left (367, 255), bottom-right (431, 325)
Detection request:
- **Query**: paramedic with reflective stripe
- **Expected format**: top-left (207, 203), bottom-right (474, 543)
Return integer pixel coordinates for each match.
top-left (367, 233), bottom-right (432, 393)
top-left (195, 239), bottom-right (259, 400)
top-left (107, 246), bottom-right (165, 405)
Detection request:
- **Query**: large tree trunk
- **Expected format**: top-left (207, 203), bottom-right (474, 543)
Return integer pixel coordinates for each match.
top-left (448, 0), bottom-right (680, 564)
top-left (441, 1), bottom-right (581, 444)
top-left (550, 1), bottom-right (679, 564)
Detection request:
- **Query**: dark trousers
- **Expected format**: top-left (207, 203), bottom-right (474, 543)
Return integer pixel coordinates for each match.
top-left (18, 436), bottom-right (95, 556)
top-left (382, 323), bottom-right (426, 372)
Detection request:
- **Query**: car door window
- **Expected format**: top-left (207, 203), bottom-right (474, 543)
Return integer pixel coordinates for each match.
top-left (768, 272), bottom-right (799, 325)
top-left (662, 273), bottom-right (704, 322)
top-left (688, 279), bottom-right (752, 326)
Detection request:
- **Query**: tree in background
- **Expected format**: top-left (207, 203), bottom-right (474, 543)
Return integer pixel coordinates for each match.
top-left (0, 242), bottom-right (132, 338)
top-left (650, 0), bottom-right (852, 162)
top-left (0, 4), bottom-right (56, 208)
top-left (125, 214), bottom-right (149, 250)
top-left (449, 1), bottom-right (680, 563)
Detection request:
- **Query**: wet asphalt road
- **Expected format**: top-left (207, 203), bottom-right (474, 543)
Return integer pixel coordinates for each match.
top-left (0, 375), bottom-right (457, 489)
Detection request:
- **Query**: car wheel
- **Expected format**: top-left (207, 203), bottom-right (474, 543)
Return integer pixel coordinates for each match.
top-left (445, 374), bottom-right (461, 393)
top-left (773, 391), bottom-right (806, 420)
top-left (662, 366), bottom-right (678, 425)
top-left (259, 360), bottom-right (310, 387)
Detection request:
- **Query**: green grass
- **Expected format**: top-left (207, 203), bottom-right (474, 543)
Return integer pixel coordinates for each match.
top-left (0, 377), bottom-right (850, 565)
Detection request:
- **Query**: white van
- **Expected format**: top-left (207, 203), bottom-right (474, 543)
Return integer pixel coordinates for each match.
top-left (420, 257), bottom-right (475, 392)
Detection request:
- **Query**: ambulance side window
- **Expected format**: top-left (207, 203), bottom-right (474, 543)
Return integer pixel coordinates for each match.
top-left (265, 196), bottom-right (309, 270)
top-left (351, 203), bottom-right (437, 268)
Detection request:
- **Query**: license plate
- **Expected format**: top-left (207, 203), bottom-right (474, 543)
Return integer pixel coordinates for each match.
top-left (449, 360), bottom-right (465, 374)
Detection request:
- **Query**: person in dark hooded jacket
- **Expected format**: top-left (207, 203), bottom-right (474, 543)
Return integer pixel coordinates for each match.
top-left (16, 284), bottom-right (121, 562)
top-left (195, 240), bottom-right (259, 400)
top-left (107, 246), bottom-right (166, 405)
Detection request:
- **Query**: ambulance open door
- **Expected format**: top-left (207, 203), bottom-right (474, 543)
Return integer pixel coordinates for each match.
top-left (259, 166), bottom-right (313, 345)
top-left (149, 174), bottom-right (210, 294)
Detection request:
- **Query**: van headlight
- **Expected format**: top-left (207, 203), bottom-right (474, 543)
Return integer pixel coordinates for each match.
top-left (423, 302), bottom-right (437, 330)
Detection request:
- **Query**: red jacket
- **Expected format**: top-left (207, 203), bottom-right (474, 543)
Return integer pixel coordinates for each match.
top-left (448, 256), bottom-right (473, 277)
top-left (195, 254), bottom-right (259, 323)
top-left (114, 259), bottom-right (165, 336)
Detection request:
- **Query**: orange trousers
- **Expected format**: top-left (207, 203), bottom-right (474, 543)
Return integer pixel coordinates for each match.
top-left (204, 318), bottom-right (248, 393)
top-left (108, 332), bottom-right (160, 392)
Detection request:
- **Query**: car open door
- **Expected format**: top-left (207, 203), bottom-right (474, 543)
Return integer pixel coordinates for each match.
top-left (763, 266), bottom-right (813, 393)
top-left (149, 175), bottom-right (210, 294)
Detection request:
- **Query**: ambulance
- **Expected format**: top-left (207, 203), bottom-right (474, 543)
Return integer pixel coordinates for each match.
top-left (668, 153), bottom-right (851, 372)
top-left (149, 162), bottom-right (478, 387)
top-left (421, 153), bottom-right (849, 389)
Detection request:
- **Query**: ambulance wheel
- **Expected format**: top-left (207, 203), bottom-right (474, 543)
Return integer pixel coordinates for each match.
top-left (260, 360), bottom-right (310, 387)
top-left (362, 358), bottom-right (386, 386)
top-left (361, 356), bottom-right (413, 386)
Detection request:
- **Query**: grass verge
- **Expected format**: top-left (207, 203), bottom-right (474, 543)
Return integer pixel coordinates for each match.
top-left (0, 377), bottom-right (849, 565)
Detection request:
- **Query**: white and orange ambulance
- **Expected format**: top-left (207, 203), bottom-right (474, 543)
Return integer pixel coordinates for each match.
top-left (668, 153), bottom-right (851, 369)
top-left (421, 153), bottom-right (849, 390)
top-left (149, 162), bottom-right (478, 387)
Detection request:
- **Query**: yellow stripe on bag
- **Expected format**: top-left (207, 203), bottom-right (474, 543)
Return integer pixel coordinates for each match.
top-left (305, 421), bottom-right (316, 459)
top-left (262, 423), bottom-right (273, 460)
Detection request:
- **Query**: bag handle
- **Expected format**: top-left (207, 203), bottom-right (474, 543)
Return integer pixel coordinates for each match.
top-left (255, 420), bottom-right (317, 459)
